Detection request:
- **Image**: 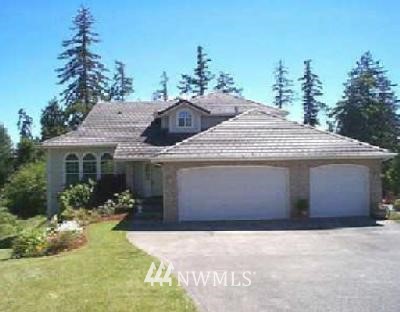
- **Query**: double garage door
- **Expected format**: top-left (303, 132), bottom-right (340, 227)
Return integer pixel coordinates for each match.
top-left (177, 165), bottom-right (370, 221)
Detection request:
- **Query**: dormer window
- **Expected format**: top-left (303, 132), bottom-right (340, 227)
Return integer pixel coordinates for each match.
top-left (177, 111), bottom-right (192, 128)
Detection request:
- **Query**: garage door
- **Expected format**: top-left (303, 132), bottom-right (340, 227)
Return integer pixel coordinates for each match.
top-left (310, 164), bottom-right (369, 217)
top-left (177, 166), bottom-right (289, 221)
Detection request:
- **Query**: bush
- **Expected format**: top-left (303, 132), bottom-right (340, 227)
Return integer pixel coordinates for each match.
top-left (60, 207), bottom-right (100, 226)
top-left (59, 181), bottom-right (95, 212)
top-left (12, 229), bottom-right (48, 258)
top-left (0, 207), bottom-right (21, 247)
top-left (394, 199), bottom-right (400, 211)
top-left (46, 231), bottom-right (83, 255)
top-left (296, 199), bottom-right (308, 217)
top-left (96, 190), bottom-right (134, 216)
top-left (2, 161), bottom-right (46, 218)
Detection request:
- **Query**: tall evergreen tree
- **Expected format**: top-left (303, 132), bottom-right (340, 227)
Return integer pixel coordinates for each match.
top-left (152, 71), bottom-right (169, 101)
top-left (108, 60), bottom-right (134, 101)
top-left (177, 74), bottom-right (194, 96)
top-left (214, 72), bottom-right (242, 95)
top-left (177, 46), bottom-right (214, 96)
top-left (17, 109), bottom-right (33, 139)
top-left (40, 98), bottom-right (67, 141)
top-left (272, 60), bottom-right (294, 108)
top-left (332, 52), bottom-right (399, 149)
top-left (0, 124), bottom-right (14, 187)
top-left (299, 60), bottom-right (324, 126)
top-left (56, 6), bottom-right (108, 127)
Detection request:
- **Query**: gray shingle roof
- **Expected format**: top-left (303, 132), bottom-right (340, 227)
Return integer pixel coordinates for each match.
top-left (42, 93), bottom-right (284, 159)
top-left (155, 110), bottom-right (395, 161)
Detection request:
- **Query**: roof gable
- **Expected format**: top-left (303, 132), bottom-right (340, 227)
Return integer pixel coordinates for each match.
top-left (157, 99), bottom-right (211, 116)
top-left (155, 109), bottom-right (395, 161)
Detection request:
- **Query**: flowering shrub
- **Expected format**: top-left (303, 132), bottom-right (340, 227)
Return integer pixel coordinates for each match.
top-left (96, 190), bottom-right (134, 216)
top-left (60, 207), bottom-right (100, 226)
top-left (58, 180), bottom-right (95, 211)
top-left (56, 220), bottom-right (83, 233)
top-left (12, 229), bottom-right (48, 258)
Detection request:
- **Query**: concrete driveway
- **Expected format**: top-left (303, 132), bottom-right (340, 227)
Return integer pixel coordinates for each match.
top-left (127, 220), bottom-right (400, 312)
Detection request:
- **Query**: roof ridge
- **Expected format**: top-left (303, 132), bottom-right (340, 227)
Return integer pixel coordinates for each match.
top-left (156, 110), bottom-right (255, 156)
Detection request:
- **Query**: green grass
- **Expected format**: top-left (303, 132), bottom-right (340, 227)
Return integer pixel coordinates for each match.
top-left (388, 211), bottom-right (400, 221)
top-left (0, 222), bottom-right (196, 312)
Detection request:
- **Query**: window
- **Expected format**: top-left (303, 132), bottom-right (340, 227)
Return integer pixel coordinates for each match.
top-left (65, 154), bottom-right (79, 186)
top-left (101, 153), bottom-right (114, 176)
top-left (83, 153), bottom-right (97, 182)
top-left (177, 111), bottom-right (192, 127)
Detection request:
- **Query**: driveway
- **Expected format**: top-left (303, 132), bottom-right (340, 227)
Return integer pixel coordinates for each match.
top-left (127, 220), bottom-right (400, 312)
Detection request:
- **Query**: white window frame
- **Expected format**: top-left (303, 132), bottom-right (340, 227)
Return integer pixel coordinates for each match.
top-left (64, 153), bottom-right (80, 186)
top-left (82, 153), bottom-right (98, 182)
top-left (100, 152), bottom-right (114, 177)
top-left (176, 110), bottom-right (193, 128)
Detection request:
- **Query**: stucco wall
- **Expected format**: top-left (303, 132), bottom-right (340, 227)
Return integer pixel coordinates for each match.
top-left (46, 147), bottom-right (117, 215)
top-left (162, 159), bottom-right (383, 222)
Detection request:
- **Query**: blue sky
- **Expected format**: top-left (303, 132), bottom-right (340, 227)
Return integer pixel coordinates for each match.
top-left (1, 0), bottom-right (399, 142)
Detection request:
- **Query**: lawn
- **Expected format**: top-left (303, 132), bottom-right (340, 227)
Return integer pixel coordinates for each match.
top-left (0, 221), bottom-right (196, 312)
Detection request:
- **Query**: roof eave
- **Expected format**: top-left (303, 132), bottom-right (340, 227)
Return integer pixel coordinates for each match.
top-left (151, 153), bottom-right (397, 163)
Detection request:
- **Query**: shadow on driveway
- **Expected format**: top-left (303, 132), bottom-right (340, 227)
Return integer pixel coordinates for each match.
top-left (113, 215), bottom-right (382, 232)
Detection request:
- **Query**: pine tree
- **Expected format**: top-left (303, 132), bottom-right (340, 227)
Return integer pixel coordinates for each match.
top-left (152, 71), bottom-right (169, 101)
top-left (193, 46), bottom-right (214, 95)
top-left (177, 46), bottom-right (214, 96)
top-left (214, 72), bottom-right (242, 95)
top-left (17, 109), bottom-right (33, 139)
top-left (56, 6), bottom-right (108, 127)
top-left (272, 60), bottom-right (294, 108)
top-left (177, 74), bottom-right (194, 96)
top-left (108, 60), bottom-right (134, 101)
top-left (299, 60), bottom-right (324, 126)
top-left (40, 98), bottom-right (67, 141)
top-left (0, 124), bottom-right (14, 187)
top-left (332, 52), bottom-right (399, 149)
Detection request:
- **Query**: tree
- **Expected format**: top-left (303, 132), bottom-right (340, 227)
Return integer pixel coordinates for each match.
top-left (17, 109), bottom-right (33, 139)
top-left (2, 162), bottom-right (46, 218)
top-left (108, 60), bottom-right (134, 101)
top-left (153, 71), bottom-right (169, 101)
top-left (272, 60), bottom-right (294, 108)
top-left (214, 72), bottom-right (242, 95)
top-left (177, 46), bottom-right (214, 96)
top-left (331, 52), bottom-right (399, 149)
top-left (56, 6), bottom-right (108, 127)
top-left (40, 98), bottom-right (67, 141)
top-left (177, 74), bottom-right (194, 96)
top-left (0, 124), bottom-right (13, 187)
top-left (299, 60), bottom-right (324, 126)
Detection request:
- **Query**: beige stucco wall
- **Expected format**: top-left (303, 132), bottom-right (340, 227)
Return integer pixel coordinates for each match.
top-left (162, 159), bottom-right (383, 223)
top-left (46, 147), bottom-right (118, 215)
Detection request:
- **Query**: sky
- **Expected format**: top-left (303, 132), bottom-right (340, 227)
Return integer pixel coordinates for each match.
top-left (1, 0), bottom-right (399, 142)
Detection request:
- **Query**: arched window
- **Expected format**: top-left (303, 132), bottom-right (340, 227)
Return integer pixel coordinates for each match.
top-left (82, 153), bottom-right (97, 182)
top-left (65, 154), bottom-right (79, 186)
top-left (101, 153), bottom-right (114, 176)
top-left (177, 111), bottom-right (192, 127)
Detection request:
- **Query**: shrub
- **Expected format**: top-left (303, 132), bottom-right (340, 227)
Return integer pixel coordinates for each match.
top-left (2, 162), bottom-right (46, 218)
top-left (394, 199), bottom-right (400, 211)
top-left (58, 180), bottom-right (95, 212)
top-left (60, 207), bottom-right (100, 226)
top-left (46, 230), bottom-right (83, 255)
top-left (296, 199), bottom-right (308, 217)
top-left (12, 229), bottom-right (48, 258)
top-left (0, 207), bottom-right (21, 247)
top-left (96, 190), bottom-right (134, 216)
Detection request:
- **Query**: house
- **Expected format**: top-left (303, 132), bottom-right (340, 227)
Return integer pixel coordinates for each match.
top-left (43, 92), bottom-right (395, 222)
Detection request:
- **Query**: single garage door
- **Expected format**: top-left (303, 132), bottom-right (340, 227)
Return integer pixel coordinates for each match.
top-left (177, 166), bottom-right (289, 221)
top-left (310, 164), bottom-right (369, 218)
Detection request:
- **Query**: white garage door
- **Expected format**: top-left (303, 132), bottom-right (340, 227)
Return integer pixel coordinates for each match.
top-left (310, 164), bottom-right (369, 218)
top-left (177, 166), bottom-right (289, 221)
